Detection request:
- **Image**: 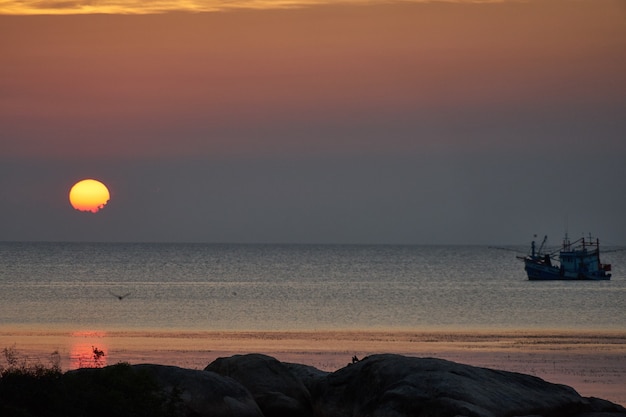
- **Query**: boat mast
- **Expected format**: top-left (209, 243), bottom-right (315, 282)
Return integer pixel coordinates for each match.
top-left (563, 232), bottom-right (570, 251)
top-left (538, 235), bottom-right (548, 254)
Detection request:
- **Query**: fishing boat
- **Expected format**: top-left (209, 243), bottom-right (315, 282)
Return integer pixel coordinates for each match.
top-left (518, 234), bottom-right (611, 280)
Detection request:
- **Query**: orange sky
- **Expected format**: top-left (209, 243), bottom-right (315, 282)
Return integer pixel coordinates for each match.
top-left (2, 1), bottom-right (624, 159)
top-left (1, 0), bottom-right (625, 243)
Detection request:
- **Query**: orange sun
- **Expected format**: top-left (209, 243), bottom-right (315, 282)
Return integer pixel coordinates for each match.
top-left (69, 179), bottom-right (110, 213)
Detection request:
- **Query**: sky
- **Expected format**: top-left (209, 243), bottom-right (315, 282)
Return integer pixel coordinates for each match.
top-left (1, 0), bottom-right (625, 245)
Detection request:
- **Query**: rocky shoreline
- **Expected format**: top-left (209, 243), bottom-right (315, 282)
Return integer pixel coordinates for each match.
top-left (10, 353), bottom-right (622, 417)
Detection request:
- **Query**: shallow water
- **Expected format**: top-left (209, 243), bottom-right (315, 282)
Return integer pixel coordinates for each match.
top-left (1, 242), bottom-right (625, 331)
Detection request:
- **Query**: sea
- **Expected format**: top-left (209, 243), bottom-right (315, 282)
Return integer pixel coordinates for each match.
top-left (1, 242), bottom-right (625, 332)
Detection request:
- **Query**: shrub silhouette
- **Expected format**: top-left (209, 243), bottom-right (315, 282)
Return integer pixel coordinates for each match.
top-left (0, 363), bottom-right (63, 417)
top-left (62, 363), bottom-right (182, 417)
top-left (1, 361), bottom-right (182, 417)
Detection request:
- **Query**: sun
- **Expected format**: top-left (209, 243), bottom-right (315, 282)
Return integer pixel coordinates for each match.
top-left (69, 179), bottom-right (110, 213)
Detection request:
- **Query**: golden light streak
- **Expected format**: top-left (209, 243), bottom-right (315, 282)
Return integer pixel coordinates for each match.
top-left (0, 0), bottom-right (510, 15)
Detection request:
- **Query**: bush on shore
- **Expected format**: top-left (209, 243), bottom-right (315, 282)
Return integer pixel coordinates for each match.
top-left (0, 346), bottom-right (182, 417)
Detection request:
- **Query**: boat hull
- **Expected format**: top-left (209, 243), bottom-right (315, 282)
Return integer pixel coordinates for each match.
top-left (524, 260), bottom-right (611, 281)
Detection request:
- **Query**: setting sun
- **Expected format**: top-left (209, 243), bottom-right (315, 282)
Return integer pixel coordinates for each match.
top-left (69, 179), bottom-right (110, 213)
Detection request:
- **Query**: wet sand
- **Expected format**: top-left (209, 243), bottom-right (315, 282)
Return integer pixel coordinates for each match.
top-left (1, 327), bottom-right (624, 406)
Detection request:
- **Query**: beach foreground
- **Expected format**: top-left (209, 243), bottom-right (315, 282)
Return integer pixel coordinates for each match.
top-left (1, 328), bottom-right (624, 407)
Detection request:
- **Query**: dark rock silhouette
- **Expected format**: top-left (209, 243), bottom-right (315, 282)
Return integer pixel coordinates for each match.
top-left (3, 354), bottom-right (624, 417)
top-left (283, 361), bottom-right (329, 392)
top-left (62, 363), bottom-right (262, 417)
top-left (309, 354), bottom-right (626, 417)
top-left (205, 353), bottom-right (315, 417)
top-left (133, 364), bottom-right (264, 417)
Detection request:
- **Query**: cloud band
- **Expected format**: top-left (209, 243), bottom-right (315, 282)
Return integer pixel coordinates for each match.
top-left (0, 0), bottom-right (508, 15)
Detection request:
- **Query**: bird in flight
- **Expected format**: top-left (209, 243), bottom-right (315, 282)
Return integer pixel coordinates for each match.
top-left (109, 291), bottom-right (132, 300)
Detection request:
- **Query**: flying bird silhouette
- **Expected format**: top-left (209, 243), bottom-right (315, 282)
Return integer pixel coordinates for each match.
top-left (109, 291), bottom-right (131, 300)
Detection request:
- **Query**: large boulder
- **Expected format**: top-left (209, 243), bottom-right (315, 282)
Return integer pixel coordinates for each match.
top-left (64, 363), bottom-right (263, 417)
top-left (134, 364), bottom-right (264, 417)
top-left (309, 354), bottom-right (626, 417)
top-left (283, 361), bottom-right (329, 392)
top-left (205, 353), bottom-right (314, 417)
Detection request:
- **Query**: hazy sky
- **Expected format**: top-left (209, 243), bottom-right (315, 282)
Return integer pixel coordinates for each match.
top-left (1, 0), bottom-right (625, 244)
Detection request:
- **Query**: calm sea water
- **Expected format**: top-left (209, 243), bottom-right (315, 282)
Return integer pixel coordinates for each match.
top-left (1, 242), bottom-right (625, 332)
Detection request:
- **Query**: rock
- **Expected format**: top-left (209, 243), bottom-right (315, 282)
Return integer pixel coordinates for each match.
top-left (133, 364), bottom-right (264, 417)
top-left (572, 396), bottom-right (626, 416)
top-left (65, 363), bottom-right (263, 417)
top-left (309, 354), bottom-right (626, 417)
top-left (283, 361), bottom-right (329, 392)
top-left (205, 353), bottom-right (315, 417)
top-left (58, 355), bottom-right (626, 417)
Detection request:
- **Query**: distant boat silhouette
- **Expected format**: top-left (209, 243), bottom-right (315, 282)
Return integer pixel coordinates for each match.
top-left (109, 291), bottom-right (131, 300)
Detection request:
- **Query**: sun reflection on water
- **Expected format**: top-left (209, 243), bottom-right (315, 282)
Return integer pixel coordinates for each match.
top-left (69, 331), bottom-right (108, 369)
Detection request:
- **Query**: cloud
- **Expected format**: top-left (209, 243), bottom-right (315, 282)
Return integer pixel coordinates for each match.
top-left (0, 0), bottom-right (508, 15)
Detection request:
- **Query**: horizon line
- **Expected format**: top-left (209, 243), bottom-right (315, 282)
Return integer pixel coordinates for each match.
top-left (0, 239), bottom-right (564, 248)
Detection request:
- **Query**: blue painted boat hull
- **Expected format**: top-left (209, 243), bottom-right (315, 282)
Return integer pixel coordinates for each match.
top-left (524, 260), bottom-right (610, 280)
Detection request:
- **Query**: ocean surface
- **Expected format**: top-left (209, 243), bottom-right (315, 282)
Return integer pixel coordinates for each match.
top-left (1, 242), bottom-right (625, 332)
